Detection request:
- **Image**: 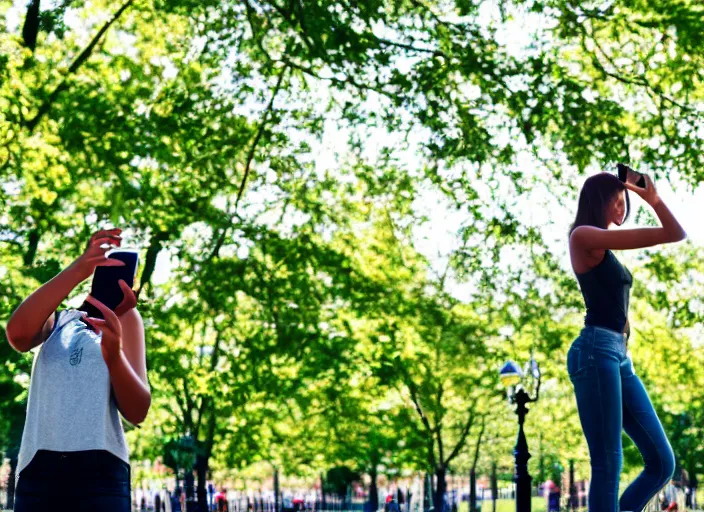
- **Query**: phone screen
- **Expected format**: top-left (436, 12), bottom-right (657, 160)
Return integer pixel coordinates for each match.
top-left (617, 163), bottom-right (646, 188)
top-left (90, 250), bottom-right (139, 311)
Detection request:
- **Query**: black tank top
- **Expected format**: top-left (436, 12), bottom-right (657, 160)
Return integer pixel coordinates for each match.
top-left (575, 250), bottom-right (633, 333)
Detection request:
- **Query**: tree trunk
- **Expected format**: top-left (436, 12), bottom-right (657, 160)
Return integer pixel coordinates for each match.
top-left (23, 228), bottom-right (40, 267)
top-left (5, 422), bottom-right (23, 510)
top-left (369, 468), bottom-right (378, 512)
top-left (22, 0), bottom-right (41, 51)
top-left (537, 432), bottom-right (544, 490)
top-left (469, 422), bottom-right (484, 512)
top-left (687, 461), bottom-right (698, 509)
top-left (6, 449), bottom-right (18, 510)
top-left (196, 453), bottom-right (209, 512)
top-left (185, 467), bottom-right (195, 511)
top-left (423, 473), bottom-right (431, 512)
top-left (568, 459), bottom-right (576, 510)
top-left (490, 463), bottom-right (497, 512)
top-left (433, 466), bottom-right (447, 512)
top-left (469, 469), bottom-right (477, 512)
top-left (275, 468), bottom-right (280, 512)
top-left (321, 474), bottom-right (327, 511)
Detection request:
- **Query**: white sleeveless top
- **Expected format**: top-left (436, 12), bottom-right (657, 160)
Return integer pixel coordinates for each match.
top-left (16, 308), bottom-right (130, 482)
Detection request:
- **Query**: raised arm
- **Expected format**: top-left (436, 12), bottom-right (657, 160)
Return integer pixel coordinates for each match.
top-left (571, 175), bottom-right (686, 251)
top-left (5, 229), bottom-right (125, 352)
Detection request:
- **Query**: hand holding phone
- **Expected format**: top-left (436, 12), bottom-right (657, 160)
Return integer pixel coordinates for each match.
top-left (72, 228), bottom-right (126, 282)
top-left (85, 250), bottom-right (139, 318)
top-left (623, 174), bottom-right (660, 206)
top-left (617, 163), bottom-right (646, 188)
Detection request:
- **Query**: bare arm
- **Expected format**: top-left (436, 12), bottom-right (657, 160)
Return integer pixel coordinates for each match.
top-left (5, 263), bottom-right (84, 352)
top-left (651, 198), bottom-right (687, 241)
top-left (5, 228), bottom-right (124, 352)
top-left (5, 229), bottom-right (124, 352)
top-left (571, 223), bottom-right (685, 252)
top-left (571, 180), bottom-right (686, 251)
top-left (107, 308), bottom-right (151, 425)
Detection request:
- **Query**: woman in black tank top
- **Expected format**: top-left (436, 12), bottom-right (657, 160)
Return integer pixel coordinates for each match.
top-left (567, 169), bottom-right (686, 512)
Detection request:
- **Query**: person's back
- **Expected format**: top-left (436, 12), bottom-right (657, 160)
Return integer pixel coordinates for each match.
top-left (575, 249), bottom-right (632, 333)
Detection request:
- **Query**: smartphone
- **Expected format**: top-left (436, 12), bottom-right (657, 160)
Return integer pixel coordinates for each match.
top-left (617, 163), bottom-right (646, 188)
top-left (90, 250), bottom-right (139, 311)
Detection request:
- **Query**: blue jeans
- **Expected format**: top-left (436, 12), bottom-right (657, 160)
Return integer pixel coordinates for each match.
top-left (567, 325), bottom-right (675, 512)
top-left (14, 449), bottom-right (131, 512)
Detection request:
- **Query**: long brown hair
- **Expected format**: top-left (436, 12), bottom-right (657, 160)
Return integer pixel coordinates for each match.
top-left (569, 172), bottom-right (631, 235)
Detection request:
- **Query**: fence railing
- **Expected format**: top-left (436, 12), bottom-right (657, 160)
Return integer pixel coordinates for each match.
top-left (0, 484), bottom-right (700, 512)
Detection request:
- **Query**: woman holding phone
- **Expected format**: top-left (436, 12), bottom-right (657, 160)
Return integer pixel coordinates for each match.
top-left (5, 227), bottom-right (151, 512)
top-left (567, 169), bottom-right (686, 511)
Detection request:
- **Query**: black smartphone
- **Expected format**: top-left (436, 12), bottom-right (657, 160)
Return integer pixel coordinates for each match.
top-left (617, 163), bottom-right (646, 188)
top-left (90, 250), bottom-right (139, 311)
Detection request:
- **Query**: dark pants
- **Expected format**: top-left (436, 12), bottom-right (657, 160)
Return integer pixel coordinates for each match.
top-left (15, 449), bottom-right (131, 512)
top-left (567, 325), bottom-right (675, 511)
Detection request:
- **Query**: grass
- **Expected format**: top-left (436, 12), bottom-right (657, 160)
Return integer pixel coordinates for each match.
top-left (457, 498), bottom-right (548, 512)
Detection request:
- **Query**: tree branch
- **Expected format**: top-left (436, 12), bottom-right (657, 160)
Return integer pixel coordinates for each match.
top-left (172, 382), bottom-right (193, 433)
top-left (25, 0), bottom-right (135, 132)
top-left (579, 22), bottom-right (698, 114)
top-left (436, 382), bottom-right (445, 464)
top-left (22, 0), bottom-right (41, 52)
top-left (471, 416), bottom-right (486, 472)
top-left (445, 409), bottom-right (476, 465)
top-left (244, 0), bottom-right (399, 102)
top-left (182, 377), bottom-right (197, 433)
top-left (135, 231), bottom-right (168, 298)
top-left (401, 367), bottom-right (437, 469)
top-left (264, 0), bottom-right (318, 57)
top-left (235, 64), bottom-right (289, 209)
top-left (375, 37), bottom-right (444, 57)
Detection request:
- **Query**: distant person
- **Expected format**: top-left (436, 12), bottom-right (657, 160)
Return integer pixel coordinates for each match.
top-left (7, 228), bottom-right (150, 512)
top-left (567, 169), bottom-right (683, 511)
top-left (283, 493), bottom-right (294, 512)
top-left (386, 497), bottom-right (400, 512)
top-left (172, 488), bottom-right (182, 512)
top-left (180, 487), bottom-right (186, 512)
top-left (215, 488), bottom-right (229, 512)
top-left (384, 494), bottom-right (393, 512)
top-left (659, 492), bottom-right (668, 510)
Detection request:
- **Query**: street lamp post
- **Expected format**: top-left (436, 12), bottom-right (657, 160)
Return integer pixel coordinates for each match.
top-left (499, 358), bottom-right (541, 512)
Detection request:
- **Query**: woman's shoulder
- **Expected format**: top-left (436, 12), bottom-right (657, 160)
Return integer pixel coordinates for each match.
top-left (571, 245), bottom-right (608, 275)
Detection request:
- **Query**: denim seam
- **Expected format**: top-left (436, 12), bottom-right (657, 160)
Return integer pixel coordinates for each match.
top-left (622, 386), bottom-right (667, 512)
top-left (594, 353), bottom-right (615, 512)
